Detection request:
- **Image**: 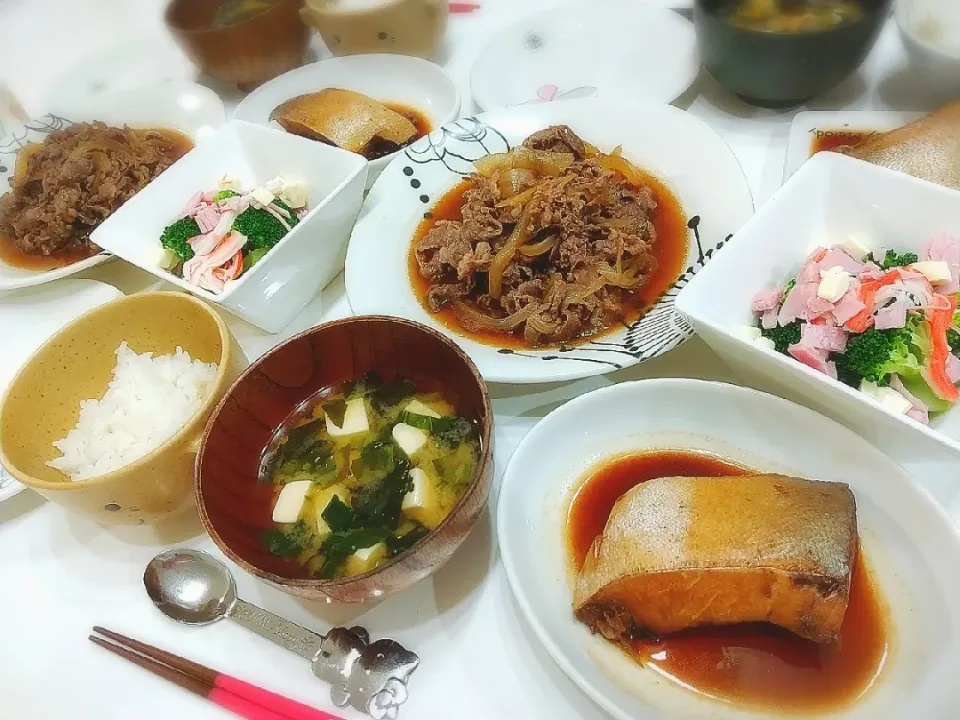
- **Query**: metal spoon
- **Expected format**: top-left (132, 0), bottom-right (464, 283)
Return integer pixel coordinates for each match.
top-left (144, 549), bottom-right (419, 719)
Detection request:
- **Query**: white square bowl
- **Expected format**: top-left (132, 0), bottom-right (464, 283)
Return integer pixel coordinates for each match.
top-left (91, 120), bottom-right (368, 333)
top-left (675, 151), bottom-right (960, 457)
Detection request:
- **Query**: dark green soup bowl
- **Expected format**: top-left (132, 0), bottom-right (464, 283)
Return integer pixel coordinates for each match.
top-left (694, 0), bottom-right (892, 107)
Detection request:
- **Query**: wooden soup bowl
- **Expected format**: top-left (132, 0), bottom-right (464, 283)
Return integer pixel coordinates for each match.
top-left (196, 316), bottom-right (494, 603)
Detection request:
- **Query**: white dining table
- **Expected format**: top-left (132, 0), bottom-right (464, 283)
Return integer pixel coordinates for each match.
top-left (1, 1), bottom-right (959, 719)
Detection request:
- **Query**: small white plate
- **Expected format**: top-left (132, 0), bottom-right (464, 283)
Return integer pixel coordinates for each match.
top-left (0, 82), bottom-right (226, 292)
top-left (470, 1), bottom-right (699, 112)
top-left (783, 110), bottom-right (920, 183)
top-left (498, 378), bottom-right (960, 719)
top-left (346, 97), bottom-right (753, 384)
top-left (233, 54), bottom-right (461, 188)
top-left (0, 279), bottom-right (123, 502)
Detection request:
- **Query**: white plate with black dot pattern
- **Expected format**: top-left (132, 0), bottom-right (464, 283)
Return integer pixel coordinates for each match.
top-left (345, 97), bottom-right (754, 384)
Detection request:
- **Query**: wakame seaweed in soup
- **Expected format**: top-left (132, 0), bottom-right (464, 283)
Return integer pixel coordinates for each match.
top-left (261, 373), bottom-right (480, 580)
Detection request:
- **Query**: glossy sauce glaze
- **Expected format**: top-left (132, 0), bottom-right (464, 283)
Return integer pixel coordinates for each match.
top-left (408, 170), bottom-right (688, 350)
top-left (0, 128), bottom-right (193, 270)
top-left (809, 129), bottom-right (873, 156)
top-left (566, 449), bottom-right (890, 714)
top-left (363, 103), bottom-right (432, 160)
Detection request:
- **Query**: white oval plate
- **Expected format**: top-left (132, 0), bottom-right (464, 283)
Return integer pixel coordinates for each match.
top-left (0, 279), bottom-right (123, 502)
top-left (233, 54), bottom-right (461, 188)
top-left (0, 82), bottom-right (226, 292)
top-left (345, 98), bottom-right (753, 384)
top-left (470, 1), bottom-right (699, 111)
top-left (498, 378), bottom-right (960, 719)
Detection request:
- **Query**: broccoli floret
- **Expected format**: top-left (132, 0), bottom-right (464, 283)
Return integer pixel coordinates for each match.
top-left (212, 189), bottom-right (240, 202)
top-left (949, 329), bottom-right (960, 356)
top-left (159, 216), bottom-right (199, 261)
top-left (759, 320), bottom-right (802, 355)
top-left (232, 200), bottom-right (299, 251)
top-left (782, 278), bottom-right (797, 297)
top-left (879, 249), bottom-right (919, 270)
top-left (836, 318), bottom-right (924, 386)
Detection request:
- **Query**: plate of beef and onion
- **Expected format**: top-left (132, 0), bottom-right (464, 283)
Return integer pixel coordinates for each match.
top-left (497, 378), bottom-right (960, 719)
top-left (0, 82), bottom-right (225, 291)
top-left (345, 98), bottom-right (754, 384)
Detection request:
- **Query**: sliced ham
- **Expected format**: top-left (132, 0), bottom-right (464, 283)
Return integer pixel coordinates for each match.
top-left (778, 281), bottom-right (818, 325)
top-left (801, 324), bottom-right (848, 352)
top-left (761, 308), bottom-right (778, 329)
top-left (889, 375), bottom-right (929, 425)
top-left (924, 234), bottom-right (960, 293)
top-left (189, 210), bottom-right (237, 257)
top-left (797, 247), bottom-right (829, 284)
top-left (181, 191), bottom-right (206, 216)
top-left (751, 288), bottom-right (783, 312)
top-left (947, 353), bottom-right (960, 385)
top-left (194, 206), bottom-right (222, 234)
top-left (819, 248), bottom-right (864, 276)
top-left (788, 343), bottom-right (836, 378)
top-left (832, 284), bottom-right (865, 325)
top-left (197, 267), bottom-right (225, 294)
top-left (807, 296), bottom-right (838, 319)
top-left (874, 296), bottom-right (909, 330)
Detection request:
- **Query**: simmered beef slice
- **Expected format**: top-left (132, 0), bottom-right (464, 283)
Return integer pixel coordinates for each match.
top-left (522, 125), bottom-right (587, 159)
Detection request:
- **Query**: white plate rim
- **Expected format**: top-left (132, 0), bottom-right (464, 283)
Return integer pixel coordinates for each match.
top-left (497, 377), bottom-right (960, 719)
top-left (345, 97), bottom-right (754, 384)
top-left (469, 0), bottom-right (698, 112)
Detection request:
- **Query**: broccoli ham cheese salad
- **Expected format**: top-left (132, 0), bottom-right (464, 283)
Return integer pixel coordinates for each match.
top-left (748, 235), bottom-right (960, 425)
top-left (155, 175), bottom-right (308, 294)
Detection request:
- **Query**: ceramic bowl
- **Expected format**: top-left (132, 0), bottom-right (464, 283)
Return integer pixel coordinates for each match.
top-left (91, 120), bottom-right (368, 334)
top-left (0, 292), bottom-right (247, 525)
top-left (675, 151), bottom-right (960, 457)
top-left (0, 82), bottom-right (226, 292)
top-left (469, 0), bottom-right (698, 111)
top-left (233, 54), bottom-right (460, 188)
top-left (498, 378), bottom-right (960, 719)
top-left (693, 0), bottom-right (892, 107)
top-left (300, 0), bottom-right (448, 59)
top-left (196, 316), bottom-right (494, 603)
top-left (896, 0), bottom-right (960, 100)
top-left (165, 0), bottom-right (310, 91)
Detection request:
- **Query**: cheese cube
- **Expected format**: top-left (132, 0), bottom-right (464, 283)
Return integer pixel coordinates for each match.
top-left (151, 246), bottom-right (179, 271)
top-left (250, 186), bottom-right (275, 207)
top-left (817, 266), bottom-right (852, 303)
top-left (392, 423), bottom-right (428, 457)
top-left (343, 542), bottom-right (388, 576)
top-left (859, 380), bottom-right (912, 416)
top-left (738, 326), bottom-right (762, 342)
top-left (911, 260), bottom-right (953, 284)
top-left (402, 467), bottom-right (444, 530)
top-left (279, 180), bottom-right (308, 209)
top-left (405, 399), bottom-right (441, 418)
top-left (313, 485), bottom-right (351, 539)
top-left (754, 337), bottom-right (776, 351)
top-left (841, 235), bottom-right (871, 259)
top-left (272, 480), bottom-right (312, 523)
top-left (325, 399), bottom-right (369, 437)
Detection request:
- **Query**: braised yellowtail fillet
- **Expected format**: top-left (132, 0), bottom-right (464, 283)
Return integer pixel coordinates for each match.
top-left (573, 474), bottom-right (858, 644)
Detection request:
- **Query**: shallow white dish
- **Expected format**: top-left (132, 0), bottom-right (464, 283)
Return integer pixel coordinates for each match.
top-left (676, 151), bottom-right (960, 457)
top-left (470, 1), bottom-right (698, 112)
top-left (233, 54), bottom-right (460, 189)
top-left (91, 120), bottom-right (367, 334)
top-left (345, 97), bottom-right (753, 384)
top-left (498, 377), bottom-right (960, 719)
top-left (783, 110), bottom-right (919, 183)
top-left (896, 0), bottom-right (960, 99)
top-left (0, 279), bottom-right (123, 502)
top-left (0, 82), bottom-right (226, 292)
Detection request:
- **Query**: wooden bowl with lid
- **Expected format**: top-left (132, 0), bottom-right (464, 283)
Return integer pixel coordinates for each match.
top-left (165, 0), bottom-right (311, 91)
top-left (196, 315), bottom-right (494, 603)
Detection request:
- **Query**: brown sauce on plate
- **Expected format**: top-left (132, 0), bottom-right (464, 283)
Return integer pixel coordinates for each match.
top-left (0, 127), bottom-right (193, 270)
top-left (363, 103), bottom-right (432, 160)
top-left (809, 129), bottom-right (873, 155)
top-left (407, 171), bottom-right (688, 350)
top-left (566, 449), bottom-right (890, 714)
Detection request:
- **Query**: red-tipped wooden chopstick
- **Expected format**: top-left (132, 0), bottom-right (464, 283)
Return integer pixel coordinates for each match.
top-left (90, 627), bottom-right (341, 720)
top-left (449, 2), bottom-right (481, 12)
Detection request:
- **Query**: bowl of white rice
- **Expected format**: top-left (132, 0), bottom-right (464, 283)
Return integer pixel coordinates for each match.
top-left (0, 291), bottom-right (247, 524)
